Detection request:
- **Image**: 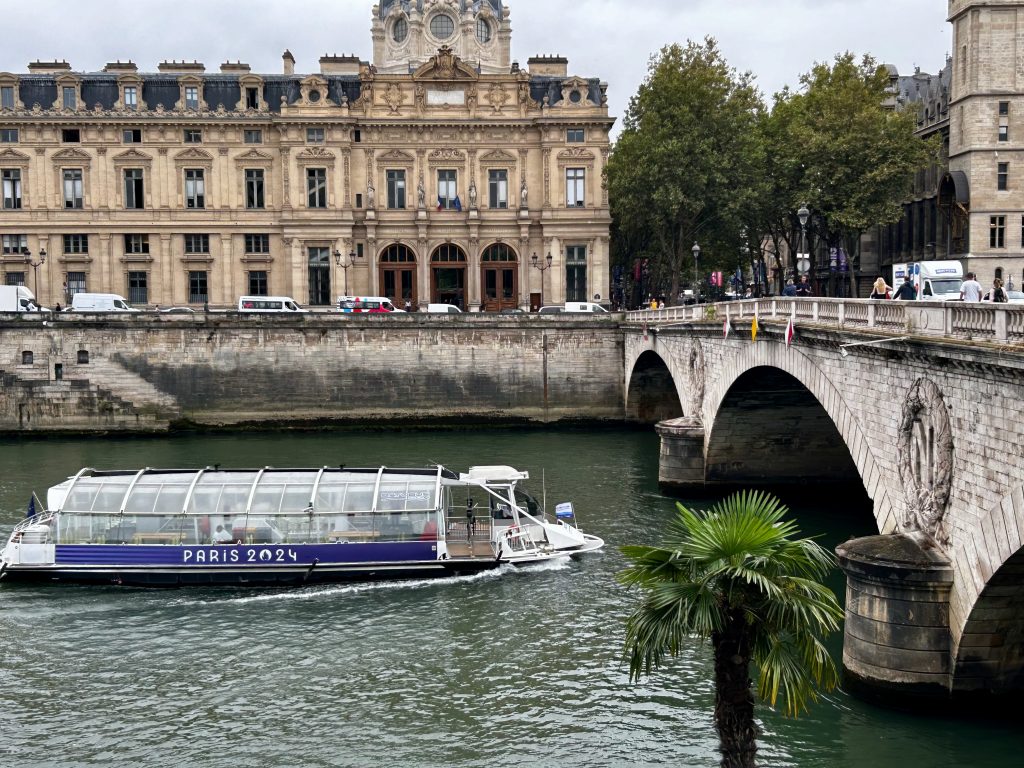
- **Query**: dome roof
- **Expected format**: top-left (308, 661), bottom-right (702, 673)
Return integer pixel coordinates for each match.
top-left (378, 0), bottom-right (503, 19)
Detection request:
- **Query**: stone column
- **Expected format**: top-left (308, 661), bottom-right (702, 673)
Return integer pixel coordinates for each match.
top-left (836, 533), bottom-right (954, 705)
top-left (655, 417), bottom-right (706, 494)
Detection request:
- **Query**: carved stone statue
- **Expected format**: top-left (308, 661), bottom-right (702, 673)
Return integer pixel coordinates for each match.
top-left (417, 178), bottom-right (425, 209)
top-left (468, 180), bottom-right (477, 209)
top-left (367, 181), bottom-right (376, 209)
top-left (520, 178), bottom-right (528, 208)
top-left (415, 84), bottom-right (426, 111)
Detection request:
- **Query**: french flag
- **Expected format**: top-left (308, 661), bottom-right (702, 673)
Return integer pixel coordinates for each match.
top-left (785, 317), bottom-right (795, 348)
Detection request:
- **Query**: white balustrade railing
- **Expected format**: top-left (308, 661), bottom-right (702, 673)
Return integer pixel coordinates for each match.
top-left (625, 298), bottom-right (1024, 344)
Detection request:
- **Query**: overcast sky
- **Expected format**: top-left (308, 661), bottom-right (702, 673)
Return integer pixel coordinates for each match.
top-left (3, 0), bottom-right (951, 133)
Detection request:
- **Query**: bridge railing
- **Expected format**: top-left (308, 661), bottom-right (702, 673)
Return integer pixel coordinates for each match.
top-left (625, 298), bottom-right (1024, 344)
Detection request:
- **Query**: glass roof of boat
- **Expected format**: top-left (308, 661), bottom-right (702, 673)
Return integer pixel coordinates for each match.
top-left (51, 468), bottom-right (452, 516)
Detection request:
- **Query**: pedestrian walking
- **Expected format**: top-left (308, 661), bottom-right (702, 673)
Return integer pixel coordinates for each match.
top-left (983, 278), bottom-right (1008, 303)
top-left (959, 272), bottom-right (983, 302)
top-left (782, 279), bottom-right (797, 297)
top-left (794, 276), bottom-right (812, 297)
top-left (892, 280), bottom-right (917, 301)
top-left (465, 497), bottom-right (476, 540)
top-left (870, 277), bottom-right (892, 299)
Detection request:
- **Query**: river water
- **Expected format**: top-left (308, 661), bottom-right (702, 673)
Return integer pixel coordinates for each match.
top-left (0, 429), bottom-right (1019, 767)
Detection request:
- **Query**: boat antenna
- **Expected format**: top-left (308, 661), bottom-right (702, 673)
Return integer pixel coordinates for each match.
top-left (542, 468), bottom-right (547, 517)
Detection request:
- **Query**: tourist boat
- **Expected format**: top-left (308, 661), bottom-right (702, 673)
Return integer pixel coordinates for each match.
top-left (0, 465), bottom-right (604, 587)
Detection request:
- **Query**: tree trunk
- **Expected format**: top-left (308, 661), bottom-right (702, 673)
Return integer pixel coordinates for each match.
top-left (713, 610), bottom-right (758, 768)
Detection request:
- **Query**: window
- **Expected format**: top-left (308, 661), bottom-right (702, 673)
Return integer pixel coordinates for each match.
top-left (488, 169), bottom-right (508, 209)
top-left (127, 271), bottom-right (147, 305)
top-left (248, 271), bottom-right (268, 296)
top-left (437, 169), bottom-right (457, 209)
top-left (66, 271), bottom-right (86, 298)
top-left (124, 86), bottom-right (138, 111)
top-left (353, 129), bottom-right (361, 143)
top-left (393, 18), bottom-right (408, 43)
top-left (245, 169), bottom-right (264, 209)
top-left (63, 234), bottom-right (88, 254)
top-left (244, 234), bottom-right (270, 254)
top-left (566, 245), bottom-right (587, 302)
top-left (430, 14), bottom-right (454, 39)
top-left (63, 169), bottom-right (83, 209)
top-left (0, 128), bottom-right (18, 143)
top-left (308, 246), bottom-right (331, 306)
top-left (990, 215), bottom-right (1006, 248)
top-left (6, 271), bottom-right (25, 286)
top-left (999, 125), bottom-right (1009, 142)
top-left (999, 101), bottom-right (1010, 116)
top-left (188, 271), bottom-right (208, 304)
top-left (355, 193), bottom-right (362, 208)
top-left (184, 169), bottom-right (205, 209)
top-left (123, 128), bottom-right (142, 143)
top-left (1, 86), bottom-right (13, 110)
top-left (2, 234), bottom-right (27, 253)
top-left (21, 351), bottom-right (32, 365)
top-left (62, 128), bottom-right (80, 143)
top-left (124, 168), bottom-right (144, 209)
top-left (998, 162), bottom-right (1009, 191)
top-left (2, 168), bottom-right (21, 209)
top-left (245, 87), bottom-right (259, 110)
top-left (183, 129), bottom-right (202, 144)
top-left (124, 234), bottom-right (150, 254)
top-left (306, 127), bottom-right (325, 144)
top-left (77, 350), bottom-right (90, 364)
top-left (386, 169), bottom-right (406, 209)
top-left (477, 18), bottom-right (492, 43)
top-left (307, 168), bottom-right (327, 208)
top-left (566, 128), bottom-right (585, 143)
top-left (244, 129), bottom-right (262, 144)
top-left (566, 168), bottom-right (585, 207)
top-left (184, 86), bottom-right (199, 110)
top-left (184, 234), bottom-right (209, 254)
top-left (62, 86), bottom-right (76, 110)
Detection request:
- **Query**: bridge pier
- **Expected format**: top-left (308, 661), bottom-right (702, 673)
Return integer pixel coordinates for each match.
top-left (836, 534), bottom-right (954, 706)
top-left (655, 417), bottom-right (706, 493)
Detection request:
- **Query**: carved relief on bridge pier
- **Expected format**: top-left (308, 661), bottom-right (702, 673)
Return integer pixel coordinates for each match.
top-left (897, 378), bottom-right (954, 547)
top-left (685, 340), bottom-right (706, 419)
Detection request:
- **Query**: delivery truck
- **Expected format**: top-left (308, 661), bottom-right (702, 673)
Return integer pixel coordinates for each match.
top-left (892, 261), bottom-right (963, 300)
top-left (0, 285), bottom-right (43, 312)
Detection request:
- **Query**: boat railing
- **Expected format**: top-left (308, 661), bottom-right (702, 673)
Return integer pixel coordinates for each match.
top-left (11, 510), bottom-right (57, 534)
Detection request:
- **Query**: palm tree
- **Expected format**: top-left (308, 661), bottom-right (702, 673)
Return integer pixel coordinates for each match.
top-left (619, 491), bottom-right (843, 768)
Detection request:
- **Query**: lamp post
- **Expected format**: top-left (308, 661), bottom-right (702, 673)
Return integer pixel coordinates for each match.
top-left (1009, 274), bottom-right (1016, 292)
top-left (691, 242), bottom-right (701, 304)
top-left (531, 251), bottom-right (553, 310)
top-left (333, 248), bottom-right (355, 297)
top-left (796, 204), bottom-right (810, 278)
top-left (23, 247), bottom-right (46, 300)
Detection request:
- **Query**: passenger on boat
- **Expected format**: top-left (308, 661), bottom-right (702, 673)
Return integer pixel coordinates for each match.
top-left (212, 525), bottom-right (233, 544)
top-left (466, 498), bottom-right (477, 539)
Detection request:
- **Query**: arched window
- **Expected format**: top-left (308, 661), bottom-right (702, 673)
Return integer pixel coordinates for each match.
top-left (432, 244), bottom-right (466, 262)
top-left (381, 244), bottom-right (416, 263)
top-left (481, 243), bottom-right (516, 262)
top-left (392, 18), bottom-right (408, 43)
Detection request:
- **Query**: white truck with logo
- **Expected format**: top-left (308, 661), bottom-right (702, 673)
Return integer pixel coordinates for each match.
top-left (892, 261), bottom-right (963, 300)
top-left (0, 285), bottom-right (44, 312)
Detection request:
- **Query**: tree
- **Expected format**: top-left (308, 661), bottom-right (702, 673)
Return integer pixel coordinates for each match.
top-left (606, 40), bottom-right (765, 305)
top-left (764, 53), bottom-right (941, 295)
top-left (619, 491), bottom-right (843, 768)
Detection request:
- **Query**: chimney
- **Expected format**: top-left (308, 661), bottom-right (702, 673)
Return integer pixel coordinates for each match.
top-left (27, 60), bottom-right (72, 74)
top-left (319, 54), bottom-right (360, 75)
top-left (103, 60), bottom-right (138, 73)
top-left (220, 61), bottom-right (251, 74)
top-left (527, 55), bottom-right (568, 78)
top-left (157, 60), bottom-right (206, 74)
top-left (283, 50), bottom-right (295, 75)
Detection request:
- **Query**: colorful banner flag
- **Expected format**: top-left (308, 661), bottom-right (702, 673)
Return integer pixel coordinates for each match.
top-left (454, 195), bottom-right (463, 212)
top-left (751, 315), bottom-right (758, 342)
top-left (785, 317), bottom-right (794, 347)
top-left (26, 496), bottom-right (35, 518)
top-left (436, 195), bottom-right (444, 211)
top-left (723, 317), bottom-right (731, 339)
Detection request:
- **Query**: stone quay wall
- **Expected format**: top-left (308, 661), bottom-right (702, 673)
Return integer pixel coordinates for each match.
top-left (0, 314), bottom-right (626, 432)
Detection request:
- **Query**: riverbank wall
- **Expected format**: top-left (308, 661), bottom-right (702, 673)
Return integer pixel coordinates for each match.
top-left (0, 314), bottom-right (625, 434)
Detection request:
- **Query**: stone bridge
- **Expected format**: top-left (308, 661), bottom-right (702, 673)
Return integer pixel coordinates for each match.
top-left (623, 297), bottom-right (1024, 707)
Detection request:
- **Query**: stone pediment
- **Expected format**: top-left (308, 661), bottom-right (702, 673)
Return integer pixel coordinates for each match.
top-left (557, 147), bottom-right (596, 162)
top-left (234, 148), bottom-right (274, 165)
top-left (378, 149), bottom-right (415, 163)
top-left (51, 147), bottom-right (92, 163)
top-left (112, 148), bottom-right (153, 165)
top-left (479, 149), bottom-right (516, 164)
top-left (413, 46), bottom-right (479, 82)
top-left (428, 148), bottom-right (467, 164)
top-left (173, 147), bottom-right (214, 165)
top-left (0, 148), bottom-right (31, 164)
top-left (295, 146), bottom-right (336, 162)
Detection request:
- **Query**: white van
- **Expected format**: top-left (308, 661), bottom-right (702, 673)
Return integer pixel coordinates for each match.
top-left (337, 296), bottom-right (404, 313)
top-left (238, 296), bottom-right (307, 313)
top-left (564, 301), bottom-right (609, 313)
top-left (0, 285), bottom-right (46, 312)
top-left (70, 293), bottom-right (140, 312)
top-left (425, 303), bottom-right (462, 314)
top-left (892, 261), bottom-right (963, 300)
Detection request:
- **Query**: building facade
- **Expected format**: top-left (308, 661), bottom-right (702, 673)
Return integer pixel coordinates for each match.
top-left (0, 0), bottom-right (613, 310)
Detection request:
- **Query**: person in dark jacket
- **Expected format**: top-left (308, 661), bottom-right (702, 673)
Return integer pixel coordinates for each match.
top-left (893, 280), bottom-right (917, 300)
top-left (782, 279), bottom-right (797, 297)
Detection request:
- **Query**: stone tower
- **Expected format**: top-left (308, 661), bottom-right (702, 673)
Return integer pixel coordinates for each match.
top-left (948, 0), bottom-right (1024, 286)
top-left (372, 0), bottom-right (513, 75)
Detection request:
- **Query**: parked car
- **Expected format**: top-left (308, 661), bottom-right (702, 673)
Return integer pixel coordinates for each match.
top-left (537, 305), bottom-right (563, 314)
top-left (1006, 290), bottom-right (1024, 304)
top-left (424, 303), bottom-right (462, 313)
top-left (159, 306), bottom-right (196, 314)
top-left (499, 307), bottom-right (525, 315)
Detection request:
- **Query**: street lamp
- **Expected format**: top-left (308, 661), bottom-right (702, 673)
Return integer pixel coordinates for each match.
top-left (531, 251), bottom-right (553, 310)
top-left (796, 204), bottom-right (810, 278)
top-left (691, 242), bottom-right (701, 304)
top-left (23, 247), bottom-right (45, 300)
top-left (333, 249), bottom-right (355, 297)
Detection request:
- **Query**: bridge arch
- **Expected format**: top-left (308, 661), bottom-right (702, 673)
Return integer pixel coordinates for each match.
top-left (624, 349), bottom-right (684, 423)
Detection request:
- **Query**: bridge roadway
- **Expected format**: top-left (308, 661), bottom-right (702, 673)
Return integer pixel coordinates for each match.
top-left (624, 296), bottom-right (1024, 706)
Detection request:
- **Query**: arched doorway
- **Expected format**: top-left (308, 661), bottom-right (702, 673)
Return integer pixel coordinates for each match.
top-left (379, 244), bottom-right (417, 310)
top-left (431, 243), bottom-right (467, 308)
top-left (480, 243), bottom-right (518, 312)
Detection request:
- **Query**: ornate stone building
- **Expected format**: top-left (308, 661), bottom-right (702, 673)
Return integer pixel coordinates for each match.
top-left (0, 0), bottom-right (613, 310)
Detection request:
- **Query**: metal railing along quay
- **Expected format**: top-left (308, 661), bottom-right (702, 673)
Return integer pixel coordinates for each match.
top-left (625, 298), bottom-right (1024, 345)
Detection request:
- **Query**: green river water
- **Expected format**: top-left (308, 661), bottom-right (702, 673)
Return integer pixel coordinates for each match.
top-left (0, 428), bottom-right (1020, 767)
